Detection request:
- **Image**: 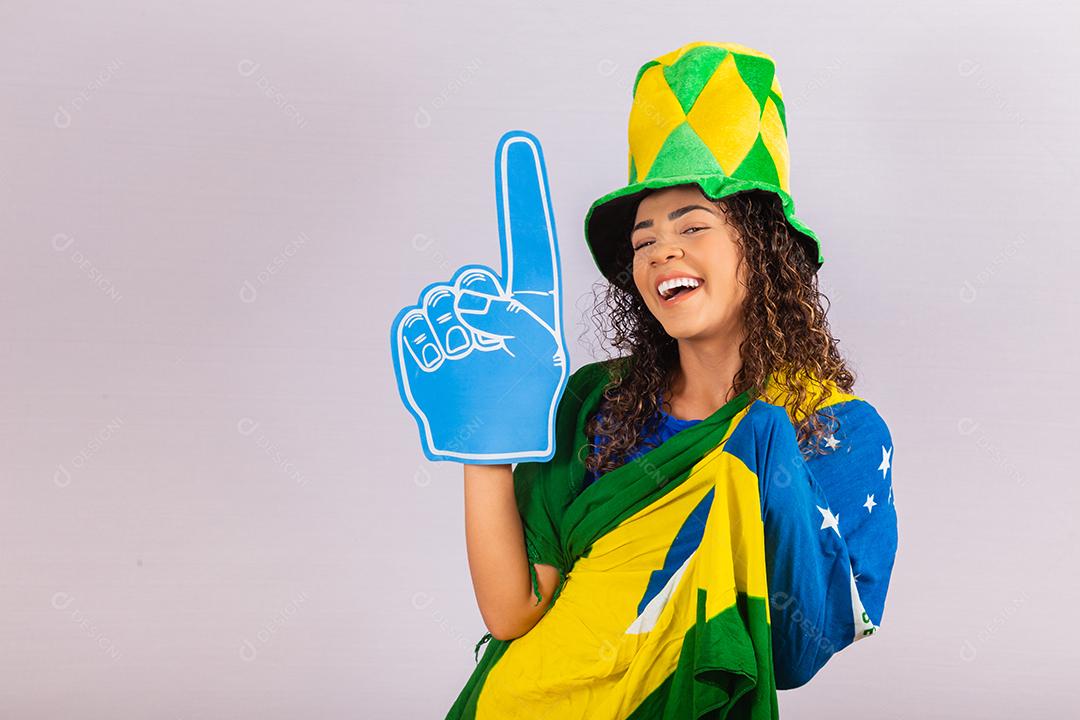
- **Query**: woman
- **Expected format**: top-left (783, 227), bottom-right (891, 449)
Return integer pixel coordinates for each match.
top-left (451, 42), bottom-right (898, 719)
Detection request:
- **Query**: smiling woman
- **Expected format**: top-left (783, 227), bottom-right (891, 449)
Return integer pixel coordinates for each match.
top-left (448, 41), bottom-right (898, 719)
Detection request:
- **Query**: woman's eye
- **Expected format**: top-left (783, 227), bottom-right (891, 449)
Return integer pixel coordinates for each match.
top-left (634, 227), bottom-right (705, 251)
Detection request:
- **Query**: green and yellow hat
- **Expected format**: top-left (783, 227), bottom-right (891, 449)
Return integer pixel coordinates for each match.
top-left (584, 41), bottom-right (824, 290)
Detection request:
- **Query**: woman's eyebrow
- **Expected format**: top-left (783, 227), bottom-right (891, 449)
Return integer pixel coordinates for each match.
top-left (632, 204), bottom-right (717, 233)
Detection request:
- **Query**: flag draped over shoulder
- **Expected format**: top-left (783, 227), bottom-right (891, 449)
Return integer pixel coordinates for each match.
top-left (446, 360), bottom-right (898, 719)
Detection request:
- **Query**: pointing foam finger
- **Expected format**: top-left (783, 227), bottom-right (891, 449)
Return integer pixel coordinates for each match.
top-left (494, 131), bottom-right (560, 324)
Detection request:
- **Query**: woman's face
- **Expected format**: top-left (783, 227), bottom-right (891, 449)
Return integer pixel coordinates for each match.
top-left (630, 185), bottom-right (747, 342)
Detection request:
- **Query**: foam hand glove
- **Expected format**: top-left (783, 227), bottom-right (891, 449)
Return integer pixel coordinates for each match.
top-left (390, 131), bottom-right (569, 464)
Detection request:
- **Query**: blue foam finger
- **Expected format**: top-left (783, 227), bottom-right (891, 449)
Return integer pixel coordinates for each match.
top-left (495, 131), bottom-right (561, 332)
top-left (388, 131), bottom-right (570, 464)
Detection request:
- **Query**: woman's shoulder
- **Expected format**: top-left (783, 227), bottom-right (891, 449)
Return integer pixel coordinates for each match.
top-left (759, 371), bottom-right (891, 436)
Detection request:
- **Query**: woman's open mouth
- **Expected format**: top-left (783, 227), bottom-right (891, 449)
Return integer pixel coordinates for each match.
top-left (657, 278), bottom-right (704, 305)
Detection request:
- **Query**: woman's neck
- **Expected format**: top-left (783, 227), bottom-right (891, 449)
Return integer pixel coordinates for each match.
top-left (664, 333), bottom-right (746, 421)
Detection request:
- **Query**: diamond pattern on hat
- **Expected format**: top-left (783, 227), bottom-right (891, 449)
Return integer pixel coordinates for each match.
top-left (731, 52), bottom-right (776, 113)
top-left (625, 46), bottom-right (792, 187)
top-left (759, 96), bottom-right (791, 192)
top-left (661, 45), bottom-right (729, 115)
top-left (685, 52), bottom-right (762, 175)
top-left (768, 74), bottom-right (788, 135)
top-left (732, 134), bottom-right (781, 188)
top-left (627, 64), bottom-right (687, 180)
top-left (645, 122), bottom-right (724, 181)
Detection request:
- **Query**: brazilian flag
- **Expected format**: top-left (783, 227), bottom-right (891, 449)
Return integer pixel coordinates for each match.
top-left (445, 360), bottom-right (898, 718)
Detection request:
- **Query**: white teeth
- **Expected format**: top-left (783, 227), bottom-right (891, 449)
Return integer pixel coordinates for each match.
top-left (657, 277), bottom-right (702, 299)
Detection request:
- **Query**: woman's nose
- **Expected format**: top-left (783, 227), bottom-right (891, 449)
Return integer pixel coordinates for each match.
top-left (651, 238), bottom-right (685, 263)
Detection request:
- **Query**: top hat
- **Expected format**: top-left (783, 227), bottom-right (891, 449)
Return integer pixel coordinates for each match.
top-left (584, 41), bottom-right (824, 291)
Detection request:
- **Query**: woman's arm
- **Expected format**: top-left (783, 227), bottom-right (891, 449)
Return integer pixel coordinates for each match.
top-left (463, 463), bottom-right (560, 641)
top-left (759, 401), bottom-right (897, 689)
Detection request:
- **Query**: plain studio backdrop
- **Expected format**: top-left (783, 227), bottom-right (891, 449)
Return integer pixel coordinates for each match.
top-left (2, 0), bottom-right (1077, 717)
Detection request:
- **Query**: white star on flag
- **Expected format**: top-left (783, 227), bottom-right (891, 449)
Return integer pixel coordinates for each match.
top-left (817, 505), bottom-right (841, 536)
top-left (878, 445), bottom-right (892, 479)
top-left (864, 494), bottom-right (877, 513)
top-left (824, 434), bottom-right (841, 450)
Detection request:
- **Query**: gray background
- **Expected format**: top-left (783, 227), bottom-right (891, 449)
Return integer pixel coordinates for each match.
top-left (2, 0), bottom-right (1077, 717)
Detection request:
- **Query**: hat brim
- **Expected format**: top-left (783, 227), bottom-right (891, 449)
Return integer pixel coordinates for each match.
top-left (584, 174), bottom-right (824, 291)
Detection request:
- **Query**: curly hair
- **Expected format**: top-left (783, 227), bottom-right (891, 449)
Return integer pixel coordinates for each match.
top-left (578, 187), bottom-right (856, 479)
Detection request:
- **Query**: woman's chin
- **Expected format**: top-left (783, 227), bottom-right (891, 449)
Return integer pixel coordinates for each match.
top-left (659, 319), bottom-right (706, 340)
top-left (660, 316), bottom-right (740, 343)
